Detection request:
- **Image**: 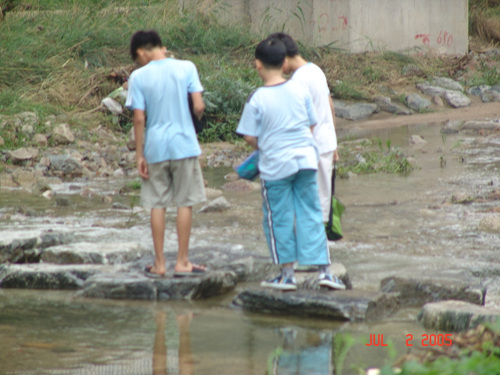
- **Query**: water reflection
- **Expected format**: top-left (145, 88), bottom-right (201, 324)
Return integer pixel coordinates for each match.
top-left (153, 310), bottom-right (194, 375)
top-left (267, 328), bottom-right (333, 375)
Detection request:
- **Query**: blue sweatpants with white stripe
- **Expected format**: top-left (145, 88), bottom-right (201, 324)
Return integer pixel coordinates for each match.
top-left (261, 169), bottom-right (330, 266)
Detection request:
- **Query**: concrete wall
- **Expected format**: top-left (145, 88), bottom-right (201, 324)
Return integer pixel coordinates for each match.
top-left (180, 0), bottom-right (468, 55)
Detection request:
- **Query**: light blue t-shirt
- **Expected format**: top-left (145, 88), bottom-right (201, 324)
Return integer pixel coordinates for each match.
top-left (126, 58), bottom-right (203, 163)
top-left (236, 80), bottom-right (319, 181)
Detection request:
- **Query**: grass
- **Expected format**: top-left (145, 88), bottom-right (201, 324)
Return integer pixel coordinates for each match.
top-left (0, 0), bottom-right (499, 147)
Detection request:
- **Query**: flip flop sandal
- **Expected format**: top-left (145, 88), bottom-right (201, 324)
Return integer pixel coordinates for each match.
top-left (144, 265), bottom-right (166, 279)
top-left (173, 264), bottom-right (207, 277)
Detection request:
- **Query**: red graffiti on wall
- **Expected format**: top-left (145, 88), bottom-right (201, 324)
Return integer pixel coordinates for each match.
top-left (414, 34), bottom-right (430, 45)
top-left (437, 31), bottom-right (454, 46)
top-left (317, 12), bottom-right (348, 33)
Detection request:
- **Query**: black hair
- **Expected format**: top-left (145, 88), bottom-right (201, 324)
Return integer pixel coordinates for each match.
top-left (268, 32), bottom-right (299, 57)
top-left (255, 37), bottom-right (287, 69)
top-left (130, 30), bottom-right (163, 61)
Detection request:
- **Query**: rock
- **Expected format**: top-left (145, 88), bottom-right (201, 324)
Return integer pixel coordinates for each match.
top-left (0, 174), bottom-right (17, 188)
top-left (112, 168), bottom-right (125, 177)
top-left (0, 230), bottom-right (73, 263)
top-left (333, 101), bottom-right (378, 121)
top-left (18, 111), bottom-right (38, 126)
top-left (197, 196), bottom-right (231, 213)
top-left (21, 124), bottom-right (34, 135)
top-left (205, 187), bottom-right (223, 200)
top-left (11, 168), bottom-right (37, 188)
top-left (221, 180), bottom-right (258, 192)
top-left (430, 77), bottom-right (464, 92)
top-left (80, 270), bottom-right (238, 301)
top-left (418, 300), bottom-right (500, 332)
top-left (467, 85), bottom-right (491, 97)
top-left (112, 202), bottom-right (129, 210)
top-left (48, 155), bottom-right (83, 174)
top-left (481, 89), bottom-right (500, 103)
top-left (405, 93), bottom-right (431, 111)
top-left (441, 121), bottom-right (464, 134)
top-left (409, 135), bottom-right (427, 146)
top-left (451, 192), bottom-right (474, 204)
top-left (402, 64), bottom-right (423, 76)
top-left (127, 127), bottom-right (136, 151)
top-left (0, 136), bottom-right (4, 147)
top-left (432, 95), bottom-right (444, 106)
top-left (374, 96), bottom-right (412, 115)
top-left (232, 289), bottom-right (399, 321)
top-left (443, 91), bottom-right (471, 108)
top-left (33, 133), bottom-right (48, 147)
top-left (101, 97), bottom-right (123, 115)
top-left (51, 123), bottom-right (75, 145)
top-left (0, 263), bottom-right (103, 290)
top-left (41, 242), bottom-right (148, 265)
top-left (6, 147), bottom-right (39, 164)
top-left (416, 83), bottom-right (449, 97)
top-left (478, 216), bottom-right (500, 234)
top-left (462, 120), bottom-right (500, 132)
top-left (380, 275), bottom-right (486, 307)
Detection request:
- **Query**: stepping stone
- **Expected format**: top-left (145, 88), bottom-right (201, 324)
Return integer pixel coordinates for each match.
top-left (41, 242), bottom-right (147, 265)
top-left (232, 289), bottom-right (399, 321)
top-left (418, 300), bottom-right (500, 332)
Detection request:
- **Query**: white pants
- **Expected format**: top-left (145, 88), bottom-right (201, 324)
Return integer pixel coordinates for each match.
top-left (318, 151), bottom-right (334, 222)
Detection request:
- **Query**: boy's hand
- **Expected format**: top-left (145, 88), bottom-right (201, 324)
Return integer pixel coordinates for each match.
top-left (137, 155), bottom-right (149, 179)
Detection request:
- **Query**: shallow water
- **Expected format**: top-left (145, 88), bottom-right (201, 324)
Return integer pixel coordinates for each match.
top-left (0, 121), bottom-right (499, 374)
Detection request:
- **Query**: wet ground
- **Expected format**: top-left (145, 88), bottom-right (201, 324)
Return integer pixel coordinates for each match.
top-left (0, 121), bottom-right (499, 374)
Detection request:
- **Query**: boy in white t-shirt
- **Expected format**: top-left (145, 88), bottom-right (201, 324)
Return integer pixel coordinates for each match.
top-left (270, 33), bottom-right (339, 224)
top-left (236, 37), bottom-right (345, 291)
top-left (126, 30), bottom-right (207, 278)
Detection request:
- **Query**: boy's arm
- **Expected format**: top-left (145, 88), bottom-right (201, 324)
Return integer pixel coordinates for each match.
top-left (190, 91), bottom-right (205, 120)
top-left (244, 135), bottom-right (258, 150)
top-left (133, 109), bottom-right (148, 179)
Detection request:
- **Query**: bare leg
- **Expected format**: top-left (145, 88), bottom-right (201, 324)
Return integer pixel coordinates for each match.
top-left (153, 311), bottom-right (167, 375)
top-left (176, 312), bottom-right (195, 375)
top-left (174, 206), bottom-right (206, 273)
top-left (150, 208), bottom-right (166, 275)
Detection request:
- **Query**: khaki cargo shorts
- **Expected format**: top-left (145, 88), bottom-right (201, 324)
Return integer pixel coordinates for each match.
top-left (141, 157), bottom-right (206, 209)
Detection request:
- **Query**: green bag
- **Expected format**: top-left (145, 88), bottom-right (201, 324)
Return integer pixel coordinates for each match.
top-left (325, 165), bottom-right (345, 241)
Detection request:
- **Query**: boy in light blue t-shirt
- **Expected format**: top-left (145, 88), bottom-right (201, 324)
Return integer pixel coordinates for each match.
top-left (126, 30), bottom-right (207, 278)
top-left (236, 37), bottom-right (345, 291)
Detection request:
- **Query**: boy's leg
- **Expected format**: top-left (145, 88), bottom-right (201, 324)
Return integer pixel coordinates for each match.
top-left (171, 157), bottom-right (206, 274)
top-left (150, 208), bottom-right (167, 275)
top-left (261, 175), bottom-right (297, 265)
top-left (292, 169), bottom-right (330, 266)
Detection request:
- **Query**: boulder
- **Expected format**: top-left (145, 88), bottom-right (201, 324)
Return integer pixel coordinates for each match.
top-left (6, 147), bottom-right (39, 164)
top-left (334, 101), bottom-right (378, 121)
top-left (418, 300), bottom-right (500, 332)
top-left (33, 133), bottom-right (48, 147)
top-left (443, 91), bottom-right (471, 108)
top-left (11, 168), bottom-right (37, 188)
top-left (430, 77), bottom-right (464, 92)
top-left (232, 289), bottom-right (399, 321)
top-left (462, 120), bottom-right (500, 132)
top-left (197, 196), bottom-right (231, 213)
top-left (101, 97), bottom-right (123, 115)
top-left (380, 275), bottom-right (486, 307)
top-left (416, 83), bottom-right (449, 97)
top-left (0, 263), bottom-right (103, 290)
top-left (481, 89), bottom-right (500, 103)
top-left (80, 270), bottom-right (238, 301)
top-left (41, 242), bottom-right (148, 265)
top-left (48, 155), bottom-right (83, 174)
top-left (478, 216), bottom-right (500, 234)
top-left (467, 85), bottom-right (491, 97)
top-left (409, 135), bottom-right (427, 146)
top-left (374, 96), bottom-right (412, 115)
top-left (0, 230), bottom-right (73, 263)
top-left (51, 123), bottom-right (75, 145)
top-left (405, 93), bottom-right (431, 111)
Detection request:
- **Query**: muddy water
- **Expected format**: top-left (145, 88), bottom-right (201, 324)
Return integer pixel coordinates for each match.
top-left (0, 122), bottom-right (499, 374)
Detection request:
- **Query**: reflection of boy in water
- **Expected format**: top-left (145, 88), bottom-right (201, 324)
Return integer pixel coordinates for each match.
top-left (267, 328), bottom-right (333, 375)
top-left (153, 311), bottom-right (194, 375)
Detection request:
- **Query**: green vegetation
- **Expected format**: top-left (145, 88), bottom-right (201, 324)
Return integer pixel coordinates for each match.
top-left (337, 138), bottom-right (416, 177)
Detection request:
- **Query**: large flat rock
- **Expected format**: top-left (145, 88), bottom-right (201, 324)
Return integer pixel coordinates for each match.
top-left (232, 289), bottom-right (398, 321)
top-left (41, 242), bottom-right (148, 265)
top-left (0, 230), bottom-right (73, 263)
top-left (80, 270), bottom-right (238, 301)
top-left (418, 300), bottom-right (500, 332)
top-left (380, 275), bottom-right (486, 307)
top-left (0, 263), bottom-right (109, 290)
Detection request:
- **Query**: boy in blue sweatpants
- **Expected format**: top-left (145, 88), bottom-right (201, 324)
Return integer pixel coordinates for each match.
top-left (236, 37), bottom-right (345, 291)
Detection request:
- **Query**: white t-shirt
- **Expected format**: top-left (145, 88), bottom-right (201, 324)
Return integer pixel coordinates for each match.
top-left (291, 63), bottom-right (337, 154)
top-left (236, 80), bottom-right (319, 181)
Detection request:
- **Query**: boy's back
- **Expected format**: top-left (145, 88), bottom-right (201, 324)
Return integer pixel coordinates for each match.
top-left (127, 58), bottom-right (203, 163)
top-left (237, 80), bottom-right (318, 181)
